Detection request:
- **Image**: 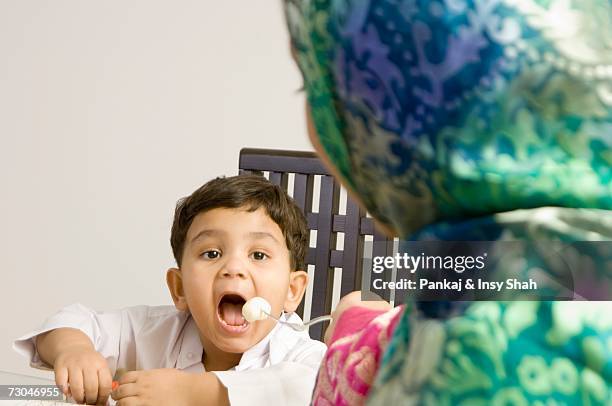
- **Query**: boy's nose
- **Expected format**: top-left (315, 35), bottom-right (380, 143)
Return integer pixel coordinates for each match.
top-left (221, 258), bottom-right (247, 278)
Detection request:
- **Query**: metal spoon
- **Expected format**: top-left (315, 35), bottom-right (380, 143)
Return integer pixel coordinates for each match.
top-left (262, 311), bottom-right (332, 331)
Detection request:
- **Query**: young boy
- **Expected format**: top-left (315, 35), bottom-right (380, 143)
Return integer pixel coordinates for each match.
top-left (14, 175), bottom-right (327, 406)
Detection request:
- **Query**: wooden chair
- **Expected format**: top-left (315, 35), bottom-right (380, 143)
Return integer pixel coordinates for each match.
top-left (238, 148), bottom-right (394, 341)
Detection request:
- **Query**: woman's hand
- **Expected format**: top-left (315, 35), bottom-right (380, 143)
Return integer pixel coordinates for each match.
top-left (323, 291), bottom-right (392, 345)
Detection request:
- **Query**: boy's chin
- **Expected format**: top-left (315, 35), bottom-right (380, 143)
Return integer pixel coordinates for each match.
top-left (220, 325), bottom-right (274, 350)
top-left (215, 335), bottom-right (262, 353)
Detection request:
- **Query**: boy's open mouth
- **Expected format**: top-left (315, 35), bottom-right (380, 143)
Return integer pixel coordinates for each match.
top-left (217, 293), bottom-right (248, 328)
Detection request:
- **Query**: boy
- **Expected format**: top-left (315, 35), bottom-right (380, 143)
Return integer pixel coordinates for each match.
top-left (14, 175), bottom-right (327, 405)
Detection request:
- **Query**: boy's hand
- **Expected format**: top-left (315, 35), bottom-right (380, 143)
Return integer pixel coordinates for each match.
top-left (111, 369), bottom-right (229, 406)
top-left (54, 344), bottom-right (113, 405)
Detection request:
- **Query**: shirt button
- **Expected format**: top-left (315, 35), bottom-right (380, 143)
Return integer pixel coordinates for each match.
top-left (187, 352), bottom-right (195, 359)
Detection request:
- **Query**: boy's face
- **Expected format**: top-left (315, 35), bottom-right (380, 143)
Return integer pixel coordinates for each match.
top-left (167, 206), bottom-right (307, 357)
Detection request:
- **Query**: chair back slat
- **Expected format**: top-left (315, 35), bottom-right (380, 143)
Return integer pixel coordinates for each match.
top-left (307, 175), bottom-right (339, 340)
top-left (268, 171), bottom-right (282, 186)
top-left (340, 198), bottom-right (365, 298)
top-left (371, 229), bottom-right (394, 301)
top-left (294, 173), bottom-right (315, 319)
top-left (238, 148), bottom-right (394, 341)
top-left (292, 173), bottom-right (309, 212)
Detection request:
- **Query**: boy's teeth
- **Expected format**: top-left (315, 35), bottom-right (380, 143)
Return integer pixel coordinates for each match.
top-left (220, 318), bottom-right (248, 327)
top-left (219, 301), bottom-right (246, 326)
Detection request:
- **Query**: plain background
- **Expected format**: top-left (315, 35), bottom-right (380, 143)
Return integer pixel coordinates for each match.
top-left (0, 0), bottom-right (313, 379)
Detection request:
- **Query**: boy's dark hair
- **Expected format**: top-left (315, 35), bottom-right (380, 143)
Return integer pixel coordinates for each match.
top-left (171, 175), bottom-right (308, 270)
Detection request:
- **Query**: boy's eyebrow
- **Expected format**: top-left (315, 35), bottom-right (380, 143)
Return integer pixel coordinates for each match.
top-left (190, 229), bottom-right (224, 245)
top-left (248, 232), bottom-right (280, 244)
top-left (190, 230), bottom-right (280, 245)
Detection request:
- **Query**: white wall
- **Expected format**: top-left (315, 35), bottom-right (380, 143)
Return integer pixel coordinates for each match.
top-left (0, 0), bottom-right (312, 378)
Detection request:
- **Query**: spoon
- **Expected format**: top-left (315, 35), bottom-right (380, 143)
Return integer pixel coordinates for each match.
top-left (242, 297), bottom-right (332, 331)
top-left (262, 311), bottom-right (332, 332)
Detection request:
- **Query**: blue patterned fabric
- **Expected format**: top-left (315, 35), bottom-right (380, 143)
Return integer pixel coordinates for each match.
top-left (285, 0), bottom-right (611, 237)
top-left (284, 0), bottom-right (612, 404)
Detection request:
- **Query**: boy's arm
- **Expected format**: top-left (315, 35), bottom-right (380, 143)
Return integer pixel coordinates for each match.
top-left (36, 327), bottom-right (94, 367)
top-left (13, 302), bottom-right (147, 372)
top-left (192, 373), bottom-right (230, 406)
top-left (14, 303), bottom-right (153, 404)
top-left (111, 365), bottom-right (309, 406)
top-left (36, 327), bottom-right (114, 405)
top-left (109, 369), bottom-right (229, 406)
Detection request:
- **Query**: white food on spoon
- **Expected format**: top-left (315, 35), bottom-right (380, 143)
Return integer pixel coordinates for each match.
top-left (242, 297), bottom-right (271, 322)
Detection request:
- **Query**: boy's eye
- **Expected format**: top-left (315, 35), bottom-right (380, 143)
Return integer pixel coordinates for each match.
top-left (251, 251), bottom-right (268, 261)
top-left (202, 250), bottom-right (221, 260)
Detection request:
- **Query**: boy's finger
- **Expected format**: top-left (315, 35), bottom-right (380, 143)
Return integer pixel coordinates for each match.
top-left (118, 371), bottom-right (138, 385)
top-left (54, 366), bottom-right (68, 394)
top-left (111, 382), bottom-right (139, 401)
top-left (97, 368), bottom-right (113, 405)
top-left (83, 368), bottom-right (99, 405)
top-left (67, 367), bottom-right (85, 404)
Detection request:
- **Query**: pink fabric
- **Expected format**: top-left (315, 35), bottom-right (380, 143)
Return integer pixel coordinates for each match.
top-left (312, 305), bottom-right (404, 406)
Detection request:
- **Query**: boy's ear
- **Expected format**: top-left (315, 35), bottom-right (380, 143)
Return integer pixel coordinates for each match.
top-left (283, 270), bottom-right (308, 313)
top-left (166, 268), bottom-right (188, 312)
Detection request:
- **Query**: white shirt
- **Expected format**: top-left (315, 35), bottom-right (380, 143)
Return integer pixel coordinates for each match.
top-left (13, 303), bottom-right (327, 406)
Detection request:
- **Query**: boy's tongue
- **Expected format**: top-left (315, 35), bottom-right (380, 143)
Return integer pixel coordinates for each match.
top-left (220, 302), bottom-right (246, 326)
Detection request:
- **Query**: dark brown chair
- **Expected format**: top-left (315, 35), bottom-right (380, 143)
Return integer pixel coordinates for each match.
top-left (238, 148), bottom-right (394, 341)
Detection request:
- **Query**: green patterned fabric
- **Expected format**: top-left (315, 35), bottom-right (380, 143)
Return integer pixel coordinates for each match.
top-left (284, 0), bottom-right (612, 404)
top-left (371, 301), bottom-right (612, 405)
top-left (285, 0), bottom-right (611, 236)
top-left (370, 210), bottom-right (612, 405)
